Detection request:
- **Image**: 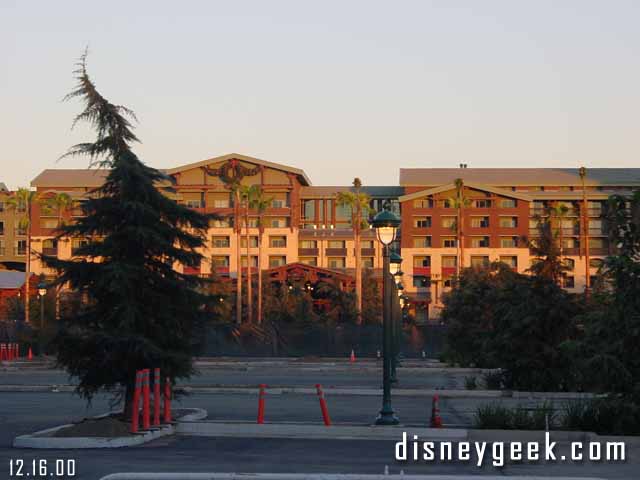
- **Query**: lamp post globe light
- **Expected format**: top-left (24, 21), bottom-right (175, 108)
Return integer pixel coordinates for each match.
top-left (371, 203), bottom-right (401, 425)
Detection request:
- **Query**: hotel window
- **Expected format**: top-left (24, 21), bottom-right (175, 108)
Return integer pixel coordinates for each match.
top-left (413, 256), bottom-right (431, 267)
top-left (15, 240), bottom-right (27, 256)
top-left (564, 276), bottom-right (575, 288)
top-left (470, 236), bottom-right (490, 248)
top-left (500, 236), bottom-right (518, 248)
top-left (414, 216), bottom-right (431, 228)
top-left (471, 216), bottom-right (490, 228)
top-left (209, 193), bottom-right (230, 208)
top-left (442, 237), bottom-right (457, 248)
top-left (15, 225), bottom-right (27, 236)
top-left (0, 239), bottom-right (4, 256)
top-left (499, 217), bottom-right (518, 228)
top-left (0, 221), bottom-right (3, 235)
top-left (499, 255), bottom-right (518, 269)
top-left (565, 258), bottom-right (575, 270)
top-left (71, 238), bottom-right (89, 255)
top-left (500, 199), bottom-right (517, 208)
top-left (413, 276), bottom-right (429, 288)
top-left (562, 238), bottom-right (579, 249)
top-left (271, 199), bottom-right (286, 209)
top-left (299, 240), bottom-right (317, 249)
top-left (40, 218), bottom-right (59, 229)
top-left (413, 236), bottom-right (432, 248)
top-left (441, 216), bottom-right (456, 228)
top-left (441, 199), bottom-right (453, 208)
top-left (589, 219), bottom-right (604, 234)
top-left (210, 218), bottom-right (231, 228)
top-left (269, 256), bottom-right (287, 268)
top-left (328, 240), bottom-right (345, 249)
top-left (470, 256), bottom-right (490, 268)
top-left (269, 236), bottom-right (287, 248)
top-left (301, 199), bottom-right (315, 223)
top-left (362, 257), bottom-right (374, 268)
top-left (241, 256), bottom-right (259, 268)
top-left (335, 203), bottom-right (352, 228)
top-left (211, 255), bottom-right (230, 267)
top-left (413, 198), bottom-right (433, 209)
top-left (42, 239), bottom-right (57, 256)
top-left (474, 199), bottom-right (492, 208)
top-left (361, 240), bottom-right (374, 249)
top-left (590, 258), bottom-right (604, 269)
top-left (0, 201), bottom-right (4, 212)
top-left (328, 257), bottom-right (346, 269)
top-left (442, 255), bottom-right (457, 268)
top-left (185, 199), bottom-right (203, 209)
top-left (590, 238), bottom-right (606, 250)
top-left (240, 236), bottom-right (259, 248)
top-left (213, 198), bottom-right (230, 208)
top-left (270, 218), bottom-right (288, 228)
top-left (212, 236), bottom-right (230, 248)
top-left (299, 257), bottom-right (317, 266)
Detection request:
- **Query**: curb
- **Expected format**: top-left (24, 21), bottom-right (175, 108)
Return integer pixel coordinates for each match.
top-left (12, 408), bottom-right (208, 449)
top-left (98, 475), bottom-right (606, 480)
top-left (177, 421), bottom-right (468, 441)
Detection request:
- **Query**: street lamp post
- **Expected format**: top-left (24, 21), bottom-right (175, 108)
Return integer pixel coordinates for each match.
top-left (372, 204), bottom-right (401, 425)
top-left (37, 280), bottom-right (47, 356)
top-left (389, 251), bottom-right (403, 384)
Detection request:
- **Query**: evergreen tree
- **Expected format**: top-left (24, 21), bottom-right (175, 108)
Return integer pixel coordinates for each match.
top-left (44, 53), bottom-right (214, 416)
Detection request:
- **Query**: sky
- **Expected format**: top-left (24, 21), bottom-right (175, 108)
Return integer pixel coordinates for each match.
top-left (1, 0), bottom-right (639, 189)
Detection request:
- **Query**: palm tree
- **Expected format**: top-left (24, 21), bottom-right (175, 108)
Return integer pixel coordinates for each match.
top-left (7, 188), bottom-right (39, 324)
top-left (336, 178), bottom-right (370, 323)
top-left (43, 192), bottom-right (73, 319)
top-left (233, 185), bottom-right (243, 324)
top-left (240, 185), bottom-right (255, 324)
top-left (250, 186), bottom-right (272, 324)
top-left (550, 202), bottom-right (570, 286)
top-left (579, 167), bottom-right (590, 298)
top-left (447, 179), bottom-right (470, 276)
top-left (47, 192), bottom-right (73, 228)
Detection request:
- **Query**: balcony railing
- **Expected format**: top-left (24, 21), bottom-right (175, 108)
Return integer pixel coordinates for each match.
top-left (14, 248), bottom-right (27, 256)
top-left (360, 248), bottom-right (376, 256)
top-left (298, 248), bottom-right (319, 256)
top-left (42, 247), bottom-right (58, 256)
top-left (183, 266), bottom-right (202, 275)
top-left (326, 248), bottom-right (348, 256)
top-left (413, 266), bottom-right (431, 276)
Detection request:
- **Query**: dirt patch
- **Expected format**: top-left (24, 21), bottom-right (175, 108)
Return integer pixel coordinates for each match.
top-left (50, 409), bottom-right (193, 438)
top-left (53, 415), bottom-right (132, 438)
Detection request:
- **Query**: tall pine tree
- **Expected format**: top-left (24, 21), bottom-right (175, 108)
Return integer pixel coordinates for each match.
top-left (44, 53), bottom-right (214, 416)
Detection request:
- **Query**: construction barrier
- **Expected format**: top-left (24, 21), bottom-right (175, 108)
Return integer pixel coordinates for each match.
top-left (350, 349), bottom-right (356, 363)
top-left (153, 368), bottom-right (161, 426)
top-left (27, 347), bottom-right (33, 361)
top-left (130, 370), bottom-right (143, 433)
top-left (430, 394), bottom-right (443, 428)
top-left (141, 369), bottom-right (150, 430)
top-left (315, 384), bottom-right (331, 426)
top-left (163, 376), bottom-right (172, 423)
top-left (257, 384), bottom-right (266, 424)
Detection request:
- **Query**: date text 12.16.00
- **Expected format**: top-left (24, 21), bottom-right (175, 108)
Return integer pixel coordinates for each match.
top-left (9, 459), bottom-right (76, 477)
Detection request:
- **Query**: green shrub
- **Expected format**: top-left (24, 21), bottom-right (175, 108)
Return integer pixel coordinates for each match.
top-left (561, 398), bottom-right (640, 436)
top-left (474, 404), bottom-right (513, 429)
top-left (483, 371), bottom-right (503, 390)
top-left (474, 402), bottom-right (558, 430)
top-left (464, 376), bottom-right (477, 390)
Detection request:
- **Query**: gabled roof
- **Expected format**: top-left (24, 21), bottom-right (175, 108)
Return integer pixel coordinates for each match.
top-left (399, 168), bottom-right (640, 187)
top-left (300, 186), bottom-right (403, 198)
top-left (0, 271), bottom-right (27, 289)
top-left (399, 182), bottom-right (532, 203)
top-left (165, 153), bottom-right (312, 186)
top-left (31, 169), bottom-right (110, 188)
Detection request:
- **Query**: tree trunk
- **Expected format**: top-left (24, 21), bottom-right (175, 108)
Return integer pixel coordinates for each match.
top-left (245, 204), bottom-right (253, 323)
top-left (235, 191), bottom-right (242, 325)
top-left (25, 204), bottom-right (31, 325)
top-left (257, 226), bottom-right (263, 324)
top-left (354, 226), bottom-right (362, 324)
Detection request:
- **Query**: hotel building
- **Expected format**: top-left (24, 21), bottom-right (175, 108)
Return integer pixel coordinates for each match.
top-left (16, 153), bottom-right (640, 322)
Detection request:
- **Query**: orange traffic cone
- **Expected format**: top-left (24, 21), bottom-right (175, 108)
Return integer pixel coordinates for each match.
top-left (350, 349), bottom-right (356, 363)
top-left (27, 347), bottom-right (33, 361)
top-left (430, 394), bottom-right (443, 428)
